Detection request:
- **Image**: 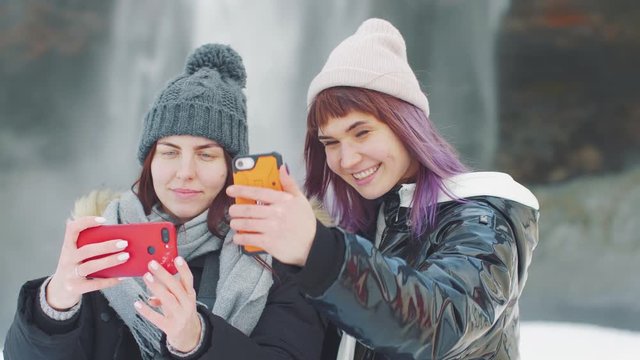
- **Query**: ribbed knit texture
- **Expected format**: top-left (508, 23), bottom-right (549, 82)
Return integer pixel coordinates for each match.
top-left (137, 44), bottom-right (248, 163)
top-left (307, 18), bottom-right (430, 117)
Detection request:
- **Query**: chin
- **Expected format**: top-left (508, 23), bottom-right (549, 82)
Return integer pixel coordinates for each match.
top-left (354, 187), bottom-right (386, 200)
top-left (167, 207), bottom-right (202, 222)
top-left (344, 176), bottom-right (391, 200)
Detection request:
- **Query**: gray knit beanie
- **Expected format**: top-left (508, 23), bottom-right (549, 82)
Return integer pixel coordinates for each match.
top-left (137, 43), bottom-right (249, 163)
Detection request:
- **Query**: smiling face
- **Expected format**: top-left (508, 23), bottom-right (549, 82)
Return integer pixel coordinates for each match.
top-left (318, 111), bottom-right (418, 200)
top-left (151, 135), bottom-right (228, 222)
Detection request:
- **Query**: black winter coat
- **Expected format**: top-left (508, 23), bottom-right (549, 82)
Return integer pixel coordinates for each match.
top-left (298, 174), bottom-right (539, 359)
top-left (4, 260), bottom-right (328, 360)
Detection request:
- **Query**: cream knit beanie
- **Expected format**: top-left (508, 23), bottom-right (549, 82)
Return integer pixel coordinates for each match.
top-left (307, 18), bottom-right (430, 117)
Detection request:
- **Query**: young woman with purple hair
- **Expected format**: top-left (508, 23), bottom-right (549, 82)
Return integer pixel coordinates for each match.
top-left (227, 18), bottom-right (539, 360)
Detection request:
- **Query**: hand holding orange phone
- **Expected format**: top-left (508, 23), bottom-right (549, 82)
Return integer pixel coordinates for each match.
top-left (232, 152), bottom-right (283, 255)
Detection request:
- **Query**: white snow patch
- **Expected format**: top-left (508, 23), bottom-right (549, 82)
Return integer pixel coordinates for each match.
top-left (521, 321), bottom-right (640, 360)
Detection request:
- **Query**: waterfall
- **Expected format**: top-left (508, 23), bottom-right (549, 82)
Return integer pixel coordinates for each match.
top-left (425, 0), bottom-right (510, 169)
top-left (190, 0), bottom-right (307, 172)
top-left (98, 0), bottom-right (194, 185)
top-left (189, 0), bottom-right (370, 176)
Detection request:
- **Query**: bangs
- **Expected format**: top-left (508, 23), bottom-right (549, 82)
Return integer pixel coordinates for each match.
top-left (308, 86), bottom-right (382, 131)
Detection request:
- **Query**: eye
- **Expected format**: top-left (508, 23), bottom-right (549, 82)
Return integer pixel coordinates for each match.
top-left (355, 130), bottom-right (370, 138)
top-left (198, 152), bottom-right (218, 161)
top-left (159, 150), bottom-right (178, 158)
top-left (320, 140), bottom-right (338, 147)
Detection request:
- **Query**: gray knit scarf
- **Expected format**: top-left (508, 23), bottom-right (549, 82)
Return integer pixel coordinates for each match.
top-left (101, 191), bottom-right (273, 360)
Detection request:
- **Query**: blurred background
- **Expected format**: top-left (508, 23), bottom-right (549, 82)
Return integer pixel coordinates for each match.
top-left (1, 0), bottom-right (639, 358)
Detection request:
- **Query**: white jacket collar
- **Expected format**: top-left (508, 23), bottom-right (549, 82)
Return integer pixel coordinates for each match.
top-left (440, 172), bottom-right (539, 210)
top-left (396, 172), bottom-right (539, 210)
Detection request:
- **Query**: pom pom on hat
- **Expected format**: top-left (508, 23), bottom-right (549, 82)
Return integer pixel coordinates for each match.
top-left (185, 44), bottom-right (247, 87)
top-left (307, 18), bottom-right (430, 117)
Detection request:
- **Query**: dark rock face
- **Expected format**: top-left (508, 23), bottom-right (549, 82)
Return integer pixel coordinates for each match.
top-left (0, 1), bottom-right (111, 168)
top-left (522, 167), bottom-right (640, 330)
top-left (497, 0), bottom-right (640, 184)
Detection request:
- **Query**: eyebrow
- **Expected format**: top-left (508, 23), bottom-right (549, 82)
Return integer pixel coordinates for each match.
top-left (157, 142), bottom-right (221, 150)
top-left (318, 120), bottom-right (368, 140)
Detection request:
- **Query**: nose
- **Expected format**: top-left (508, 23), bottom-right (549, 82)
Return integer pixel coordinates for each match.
top-left (339, 143), bottom-right (361, 169)
top-left (176, 156), bottom-right (196, 180)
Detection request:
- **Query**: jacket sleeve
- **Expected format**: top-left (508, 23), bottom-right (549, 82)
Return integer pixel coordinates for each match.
top-left (187, 262), bottom-right (328, 360)
top-left (3, 277), bottom-right (96, 360)
top-left (297, 202), bottom-right (520, 359)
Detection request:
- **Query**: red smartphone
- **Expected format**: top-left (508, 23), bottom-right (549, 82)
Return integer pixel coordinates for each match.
top-left (76, 222), bottom-right (178, 278)
top-left (232, 152), bottom-right (283, 255)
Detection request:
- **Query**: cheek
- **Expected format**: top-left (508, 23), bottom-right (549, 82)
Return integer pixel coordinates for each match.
top-left (382, 138), bottom-right (407, 162)
top-left (150, 161), bottom-right (166, 187)
top-left (324, 149), bottom-right (340, 173)
top-left (395, 143), bottom-right (412, 165)
top-left (153, 169), bottom-right (173, 184)
top-left (201, 164), bottom-right (228, 188)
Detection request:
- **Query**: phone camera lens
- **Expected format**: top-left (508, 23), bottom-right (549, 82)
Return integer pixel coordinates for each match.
top-left (234, 157), bottom-right (255, 170)
top-left (147, 246), bottom-right (156, 255)
top-left (161, 228), bottom-right (170, 244)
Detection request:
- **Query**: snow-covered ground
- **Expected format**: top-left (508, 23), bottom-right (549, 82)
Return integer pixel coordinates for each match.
top-left (521, 321), bottom-right (640, 360)
top-left (2, 321), bottom-right (639, 359)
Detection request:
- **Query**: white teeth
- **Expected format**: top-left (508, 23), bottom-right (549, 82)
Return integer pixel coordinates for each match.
top-left (352, 166), bottom-right (379, 180)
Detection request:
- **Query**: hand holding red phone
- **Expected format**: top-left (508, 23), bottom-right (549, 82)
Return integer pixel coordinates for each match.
top-left (76, 221), bottom-right (177, 278)
top-left (227, 165), bottom-right (317, 267)
top-left (134, 257), bottom-right (202, 353)
top-left (47, 216), bottom-right (129, 310)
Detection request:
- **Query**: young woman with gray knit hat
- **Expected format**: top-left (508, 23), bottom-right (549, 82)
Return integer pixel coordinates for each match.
top-left (4, 44), bottom-right (326, 360)
top-left (227, 18), bottom-right (540, 359)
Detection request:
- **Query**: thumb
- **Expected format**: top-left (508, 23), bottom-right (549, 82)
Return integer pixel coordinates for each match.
top-left (279, 165), bottom-right (303, 197)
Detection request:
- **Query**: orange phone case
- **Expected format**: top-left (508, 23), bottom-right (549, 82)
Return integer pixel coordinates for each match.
top-left (232, 152), bottom-right (283, 255)
top-left (76, 222), bottom-right (178, 278)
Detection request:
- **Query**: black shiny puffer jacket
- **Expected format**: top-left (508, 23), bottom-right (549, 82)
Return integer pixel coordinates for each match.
top-left (299, 175), bottom-right (539, 360)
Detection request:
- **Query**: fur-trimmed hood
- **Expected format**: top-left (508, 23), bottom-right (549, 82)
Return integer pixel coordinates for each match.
top-left (72, 190), bottom-right (121, 218)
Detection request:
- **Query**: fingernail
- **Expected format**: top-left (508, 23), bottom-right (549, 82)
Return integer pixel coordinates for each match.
top-left (149, 260), bottom-right (159, 270)
top-left (115, 240), bottom-right (128, 249)
top-left (95, 216), bottom-right (106, 223)
top-left (144, 272), bottom-right (154, 282)
top-left (134, 301), bottom-right (142, 309)
top-left (117, 252), bottom-right (130, 261)
top-left (175, 257), bottom-right (185, 266)
top-left (118, 277), bottom-right (126, 281)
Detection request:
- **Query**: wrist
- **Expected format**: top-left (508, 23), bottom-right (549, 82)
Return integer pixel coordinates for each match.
top-left (39, 276), bottom-right (82, 321)
top-left (294, 220), bottom-right (316, 267)
top-left (298, 234), bottom-right (315, 267)
top-left (167, 313), bottom-right (203, 354)
top-left (297, 221), bottom-right (346, 296)
top-left (46, 276), bottom-right (80, 310)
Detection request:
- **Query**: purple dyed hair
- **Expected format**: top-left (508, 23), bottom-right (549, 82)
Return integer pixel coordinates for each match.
top-left (304, 87), bottom-right (467, 238)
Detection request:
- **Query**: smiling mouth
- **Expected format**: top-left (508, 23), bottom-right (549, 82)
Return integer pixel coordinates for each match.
top-left (352, 165), bottom-right (380, 180)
